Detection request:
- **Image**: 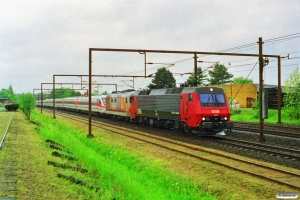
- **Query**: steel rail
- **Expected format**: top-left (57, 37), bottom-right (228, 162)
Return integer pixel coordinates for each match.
top-left (221, 137), bottom-right (300, 155)
top-left (234, 127), bottom-right (300, 138)
top-left (233, 121), bottom-right (300, 132)
top-left (0, 114), bottom-right (14, 149)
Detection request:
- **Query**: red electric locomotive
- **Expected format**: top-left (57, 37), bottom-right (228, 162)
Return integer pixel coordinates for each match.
top-left (106, 86), bottom-right (233, 135)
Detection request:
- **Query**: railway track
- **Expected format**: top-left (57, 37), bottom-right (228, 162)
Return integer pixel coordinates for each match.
top-left (233, 121), bottom-right (300, 138)
top-left (53, 111), bottom-right (300, 190)
top-left (0, 112), bottom-right (17, 200)
top-left (211, 137), bottom-right (300, 160)
top-left (0, 113), bottom-right (12, 148)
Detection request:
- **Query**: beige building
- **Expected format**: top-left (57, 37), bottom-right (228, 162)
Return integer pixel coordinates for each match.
top-left (217, 83), bottom-right (285, 108)
top-left (217, 84), bottom-right (257, 108)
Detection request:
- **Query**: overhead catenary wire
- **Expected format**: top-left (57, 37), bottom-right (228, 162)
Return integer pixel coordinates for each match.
top-left (99, 33), bottom-right (299, 78)
top-left (93, 56), bottom-right (196, 84)
top-left (264, 33), bottom-right (300, 43)
top-left (220, 33), bottom-right (300, 53)
top-left (231, 60), bottom-right (259, 102)
top-left (88, 33), bottom-right (299, 92)
top-left (110, 56), bottom-right (298, 90)
top-left (197, 33), bottom-right (300, 61)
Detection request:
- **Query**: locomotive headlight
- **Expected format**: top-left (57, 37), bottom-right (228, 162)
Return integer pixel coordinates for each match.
top-left (202, 117), bottom-right (205, 121)
top-left (224, 117), bottom-right (228, 120)
top-left (206, 117), bottom-right (210, 121)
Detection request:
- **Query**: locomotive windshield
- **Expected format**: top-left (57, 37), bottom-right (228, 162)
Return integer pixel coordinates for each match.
top-left (101, 97), bottom-right (106, 105)
top-left (199, 93), bottom-right (226, 107)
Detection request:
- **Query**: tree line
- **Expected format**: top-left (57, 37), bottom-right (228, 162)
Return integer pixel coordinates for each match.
top-left (146, 63), bottom-right (253, 89)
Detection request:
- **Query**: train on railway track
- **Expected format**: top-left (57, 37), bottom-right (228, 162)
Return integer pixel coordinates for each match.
top-left (38, 86), bottom-right (233, 135)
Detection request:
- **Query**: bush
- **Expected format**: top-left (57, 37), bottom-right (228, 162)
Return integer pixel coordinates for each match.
top-left (19, 93), bottom-right (36, 120)
top-left (283, 67), bottom-right (300, 120)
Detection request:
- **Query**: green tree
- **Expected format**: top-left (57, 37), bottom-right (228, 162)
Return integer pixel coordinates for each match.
top-left (92, 90), bottom-right (100, 96)
top-left (19, 92), bottom-right (36, 120)
top-left (0, 88), bottom-right (8, 97)
top-left (232, 76), bottom-right (253, 84)
top-left (147, 67), bottom-right (176, 89)
top-left (64, 88), bottom-right (82, 97)
top-left (101, 91), bottom-right (108, 95)
top-left (186, 67), bottom-right (208, 86)
top-left (48, 88), bottom-right (81, 99)
top-left (283, 66), bottom-right (300, 119)
top-left (208, 64), bottom-right (233, 85)
top-left (0, 85), bottom-right (18, 103)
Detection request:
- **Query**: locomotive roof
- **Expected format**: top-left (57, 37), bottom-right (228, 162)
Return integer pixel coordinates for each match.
top-left (107, 90), bottom-right (137, 97)
top-left (111, 89), bottom-right (135, 94)
top-left (138, 86), bottom-right (225, 95)
top-left (43, 96), bottom-right (105, 101)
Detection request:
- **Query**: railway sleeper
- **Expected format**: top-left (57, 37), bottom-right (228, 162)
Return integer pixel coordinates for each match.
top-left (57, 173), bottom-right (100, 192)
top-left (48, 161), bottom-right (87, 173)
top-left (52, 151), bottom-right (78, 161)
top-left (49, 144), bottom-right (72, 154)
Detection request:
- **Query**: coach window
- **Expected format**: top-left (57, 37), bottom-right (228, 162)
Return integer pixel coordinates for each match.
top-left (189, 94), bottom-right (193, 102)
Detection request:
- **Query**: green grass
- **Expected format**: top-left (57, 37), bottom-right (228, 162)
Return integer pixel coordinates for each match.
top-left (230, 108), bottom-right (300, 125)
top-left (31, 110), bottom-right (217, 200)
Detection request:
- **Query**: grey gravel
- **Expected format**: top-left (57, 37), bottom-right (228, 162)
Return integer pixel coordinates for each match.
top-left (223, 130), bottom-right (300, 169)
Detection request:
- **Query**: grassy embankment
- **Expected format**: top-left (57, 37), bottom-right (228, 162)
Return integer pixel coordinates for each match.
top-left (30, 110), bottom-right (217, 200)
top-left (230, 108), bottom-right (300, 125)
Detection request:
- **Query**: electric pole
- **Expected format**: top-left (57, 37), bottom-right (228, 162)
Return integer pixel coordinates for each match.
top-left (258, 37), bottom-right (266, 142)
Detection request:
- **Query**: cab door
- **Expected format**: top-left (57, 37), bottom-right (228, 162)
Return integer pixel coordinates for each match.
top-left (180, 94), bottom-right (189, 122)
top-left (128, 95), bottom-right (137, 118)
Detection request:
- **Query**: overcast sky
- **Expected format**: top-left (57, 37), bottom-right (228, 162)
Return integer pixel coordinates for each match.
top-left (0, 0), bottom-right (299, 94)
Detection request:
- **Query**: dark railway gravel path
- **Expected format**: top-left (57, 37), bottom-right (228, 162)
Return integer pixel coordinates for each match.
top-left (233, 121), bottom-right (300, 138)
